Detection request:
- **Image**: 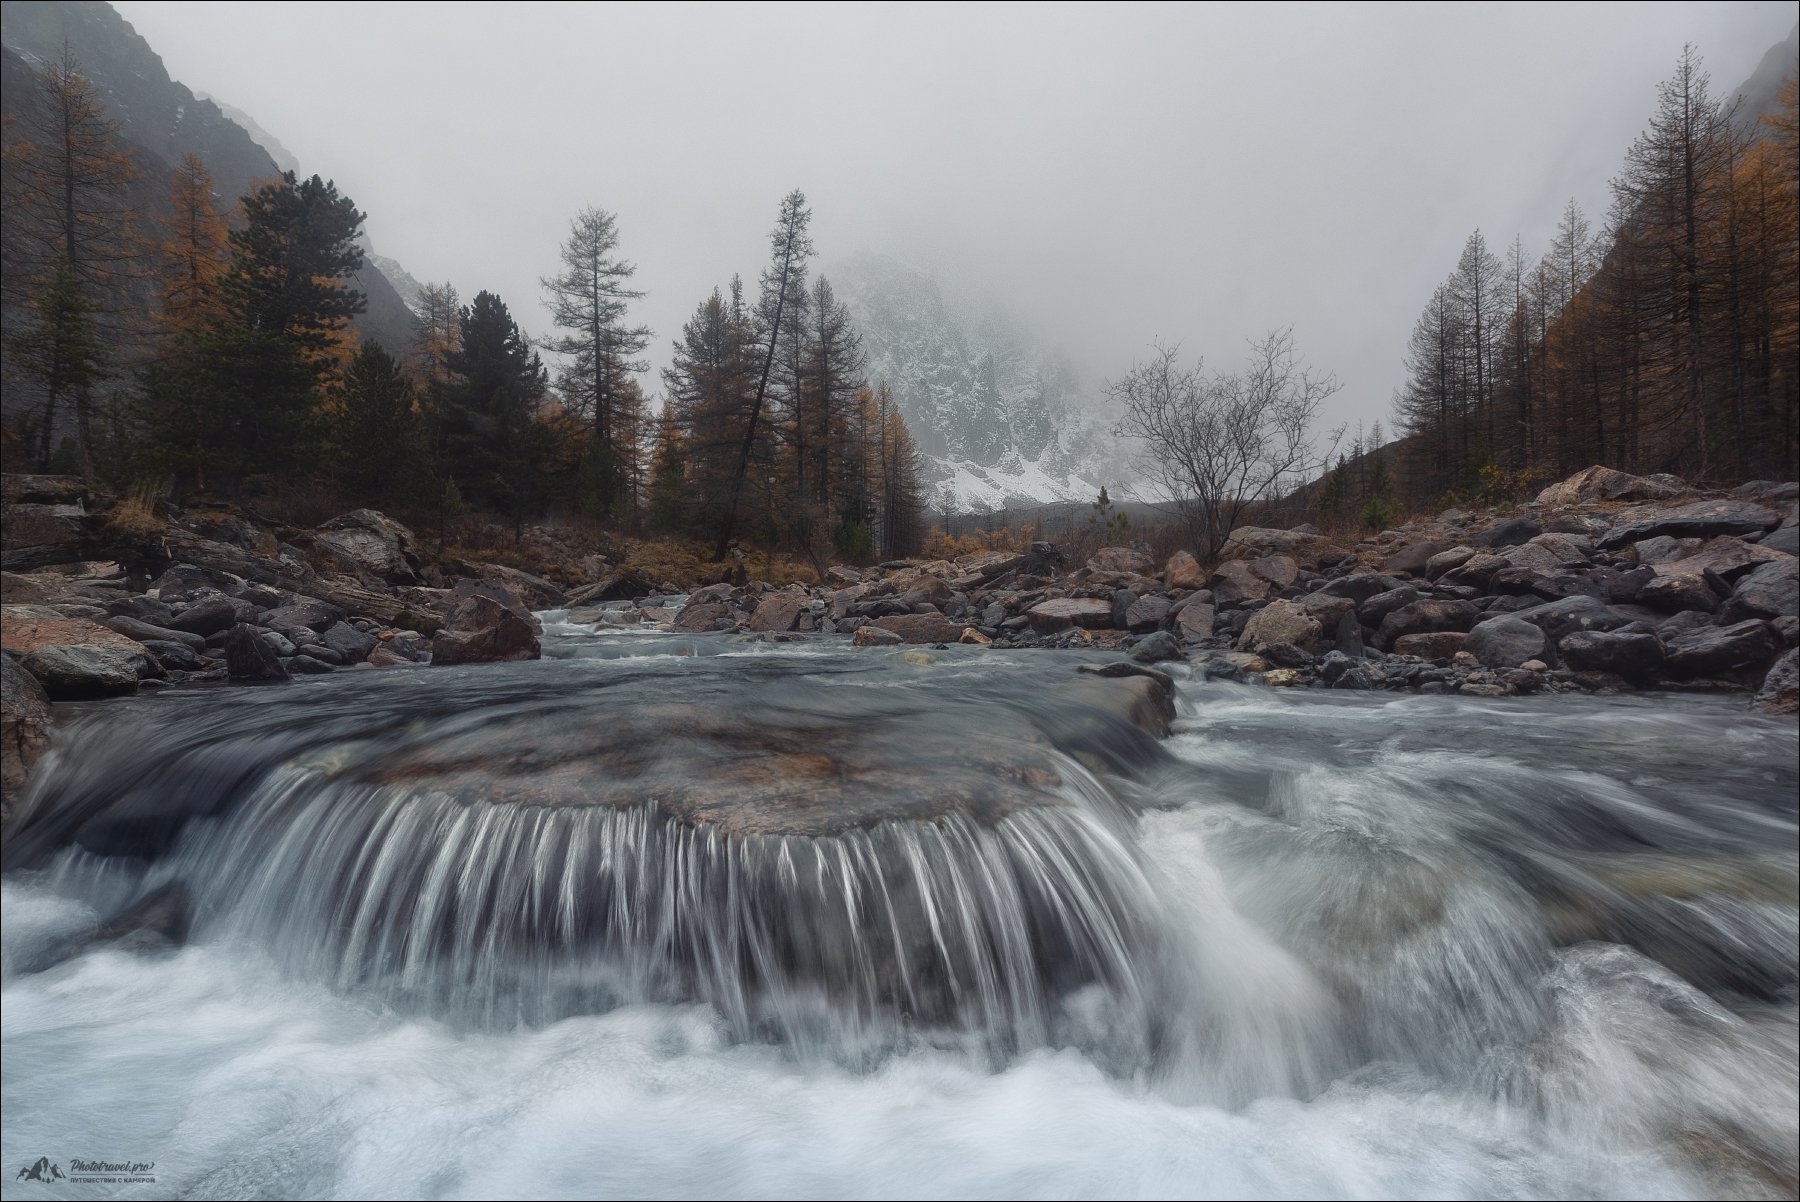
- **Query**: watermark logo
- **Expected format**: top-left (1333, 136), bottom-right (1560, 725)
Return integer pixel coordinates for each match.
top-left (13, 1160), bottom-right (64, 1183)
top-left (13, 1157), bottom-right (157, 1185)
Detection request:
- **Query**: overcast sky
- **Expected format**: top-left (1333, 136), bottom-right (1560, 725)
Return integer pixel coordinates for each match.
top-left (112, 1), bottom-right (1796, 432)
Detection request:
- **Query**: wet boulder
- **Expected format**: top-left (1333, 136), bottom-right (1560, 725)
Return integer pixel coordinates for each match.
top-left (165, 595), bottom-right (257, 637)
top-left (312, 509), bottom-right (421, 585)
top-left (1, 653), bottom-right (53, 808)
top-left (1630, 535), bottom-right (1703, 566)
top-left (1507, 595), bottom-right (1636, 644)
top-left (1470, 518), bottom-right (1543, 550)
top-left (1208, 560), bottom-right (1270, 607)
top-left (1652, 535), bottom-right (1789, 581)
top-left (1393, 631), bottom-right (1467, 659)
top-left (1026, 597), bottom-right (1114, 633)
top-left (1123, 593), bottom-right (1171, 633)
top-left (1664, 620), bottom-right (1779, 679)
top-left (851, 624), bottom-right (903, 647)
top-left (315, 621), bottom-right (378, 663)
top-left (1757, 526), bottom-right (1799, 556)
top-left (2, 607), bottom-right (158, 699)
top-left (673, 600), bottom-right (736, 632)
top-left (224, 623), bottom-right (290, 682)
top-left (1358, 585), bottom-right (1422, 628)
top-left (1596, 499), bottom-right (1781, 551)
top-left (151, 563), bottom-right (249, 601)
top-left (1382, 541), bottom-right (1451, 576)
top-left (1558, 630), bottom-right (1665, 683)
top-left (106, 614), bottom-right (207, 652)
top-left (260, 598), bottom-right (348, 640)
top-left (1374, 599), bottom-right (1479, 651)
top-left (95, 882), bottom-right (193, 952)
top-left (1238, 599), bottom-right (1321, 655)
top-left (1638, 573), bottom-right (1722, 613)
top-left (749, 590), bottom-right (807, 633)
top-left (564, 567), bottom-right (656, 606)
top-left (1722, 558), bottom-right (1798, 622)
top-left (1130, 630), bottom-right (1183, 663)
top-left (430, 584), bottom-right (543, 666)
top-left (1464, 615), bottom-right (1548, 669)
top-left (1319, 572), bottom-right (1404, 605)
top-left (1753, 649), bottom-right (1798, 715)
top-left (1220, 525), bottom-right (1340, 570)
top-left (286, 653), bottom-right (336, 675)
top-left (869, 613), bottom-right (966, 644)
top-left (138, 640), bottom-right (201, 672)
top-left (1424, 546), bottom-right (1476, 579)
top-left (1173, 595), bottom-right (1215, 643)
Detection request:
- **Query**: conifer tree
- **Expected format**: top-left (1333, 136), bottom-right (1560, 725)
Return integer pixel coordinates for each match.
top-left (323, 340), bottom-right (417, 499)
top-left (434, 290), bottom-right (550, 531)
top-left (713, 190), bottom-right (813, 559)
top-left (3, 45), bottom-right (139, 469)
top-left (541, 207), bottom-right (651, 518)
top-left (154, 171), bottom-right (367, 484)
top-left (156, 154), bottom-right (229, 335)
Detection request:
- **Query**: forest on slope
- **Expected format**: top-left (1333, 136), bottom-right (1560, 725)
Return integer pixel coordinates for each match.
top-left (0, 35), bottom-right (933, 568)
top-left (1338, 38), bottom-right (1799, 525)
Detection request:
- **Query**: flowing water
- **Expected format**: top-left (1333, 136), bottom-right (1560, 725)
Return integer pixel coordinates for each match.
top-left (2, 613), bottom-right (1795, 1200)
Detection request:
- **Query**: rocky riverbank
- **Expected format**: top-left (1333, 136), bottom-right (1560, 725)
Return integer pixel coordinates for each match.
top-left (636, 465), bottom-right (1797, 715)
top-left (2, 465), bottom-right (1796, 807)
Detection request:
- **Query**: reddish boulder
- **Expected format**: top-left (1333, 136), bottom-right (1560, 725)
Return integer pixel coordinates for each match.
top-left (869, 613), bottom-right (966, 644)
top-left (430, 584), bottom-right (542, 666)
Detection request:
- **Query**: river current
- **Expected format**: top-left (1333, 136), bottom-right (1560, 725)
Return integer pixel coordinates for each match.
top-left (2, 613), bottom-right (1795, 1199)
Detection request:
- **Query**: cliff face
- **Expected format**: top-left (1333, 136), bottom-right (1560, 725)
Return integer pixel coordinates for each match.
top-left (0, 0), bottom-right (416, 353)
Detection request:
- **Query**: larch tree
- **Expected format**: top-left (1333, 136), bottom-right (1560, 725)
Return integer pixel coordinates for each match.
top-left (156, 153), bottom-right (229, 335)
top-left (146, 171), bottom-right (366, 485)
top-left (540, 206), bottom-right (651, 519)
top-left (3, 44), bottom-right (139, 469)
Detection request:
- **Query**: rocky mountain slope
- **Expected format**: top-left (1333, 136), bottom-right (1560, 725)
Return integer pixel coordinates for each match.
top-left (833, 254), bottom-right (1133, 509)
top-left (0, 0), bottom-right (417, 354)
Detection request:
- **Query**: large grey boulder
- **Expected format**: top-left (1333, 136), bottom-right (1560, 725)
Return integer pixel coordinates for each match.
top-left (1026, 597), bottom-right (1114, 633)
top-left (2, 608), bottom-right (158, 699)
top-left (313, 510), bottom-right (421, 585)
top-left (1507, 595), bottom-right (1636, 644)
top-left (1596, 500), bottom-right (1781, 550)
top-left (1723, 558), bottom-right (1798, 622)
top-left (166, 595), bottom-right (257, 637)
top-left (1664, 620), bottom-right (1779, 679)
top-left (1753, 649), bottom-right (1798, 714)
top-left (1558, 630), bottom-right (1665, 682)
top-left (1464, 616), bottom-right (1548, 669)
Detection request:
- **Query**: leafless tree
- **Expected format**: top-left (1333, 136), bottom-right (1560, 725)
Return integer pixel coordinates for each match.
top-left (1113, 328), bottom-right (1341, 559)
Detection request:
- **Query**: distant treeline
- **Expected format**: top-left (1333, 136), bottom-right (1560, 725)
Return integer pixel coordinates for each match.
top-left (0, 49), bottom-right (928, 562)
top-left (1380, 48), bottom-right (1799, 509)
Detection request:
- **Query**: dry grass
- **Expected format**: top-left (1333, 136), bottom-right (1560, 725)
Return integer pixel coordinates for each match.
top-left (620, 537), bottom-right (818, 588)
top-left (104, 487), bottom-right (169, 541)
